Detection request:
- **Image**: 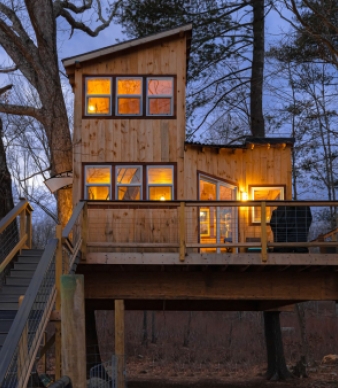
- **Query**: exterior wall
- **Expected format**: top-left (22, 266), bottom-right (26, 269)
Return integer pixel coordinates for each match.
top-left (72, 35), bottom-right (187, 204)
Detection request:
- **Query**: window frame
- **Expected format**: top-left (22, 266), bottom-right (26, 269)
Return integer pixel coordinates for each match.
top-left (84, 77), bottom-right (112, 116)
top-left (84, 165), bottom-right (112, 200)
top-left (249, 185), bottom-right (286, 224)
top-left (146, 165), bottom-right (174, 200)
top-left (83, 75), bottom-right (176, 119)
top-left (115, 165), bottom-right (143, 200)
top-left (115, 77), bottom-right (143, 117)
top-left (146, 77), bottom-right (174, 116)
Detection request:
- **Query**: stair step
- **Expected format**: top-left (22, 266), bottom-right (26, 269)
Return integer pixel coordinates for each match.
top-left (13, 263), bottom-right (38, 271)
top-left (6, 278), bottom-right (31, 286)
top-left (0, 333), bottom-right (6, 346)
top-left (0, 286), bottom-right (28, 295)
top-left (0, 295), bottom-right (22, 303)
top-left (0, 303), bottom-right (20, 310)
top-left (10, 270), bottom-right (35, 278)
top-left (0, 320), bottom-right (14, 332)
top-left (0, 311), bottom-right (16, 319)
top-left (20, 249), bottom-right (44, 256)
top-left (17, 256), bottom-right (40, 264)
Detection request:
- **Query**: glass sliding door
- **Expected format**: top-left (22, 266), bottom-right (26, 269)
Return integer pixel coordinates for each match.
top-left (199, 175), bottom-right (238, 252)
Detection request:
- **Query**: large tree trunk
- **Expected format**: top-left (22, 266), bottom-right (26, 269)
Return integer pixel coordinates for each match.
top-left (264, 311), bottom-right (292, 380)
top-left (250, 0), bottom-right (265, 137)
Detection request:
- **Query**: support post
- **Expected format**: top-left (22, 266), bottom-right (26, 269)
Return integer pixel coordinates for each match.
top-left (115, 300), bottom-right (125, 388)
top-left (55, 225), bottom-right (62, 381)
top-left (261, 201), bottom-right (268, 262)
top-left (26, 209), bottom-right (32, 249)
top-left (179, 202), bottom-right (185, 262)
top-left (82, 202), bottom-right (88, 262)
top-left (20, 210), bottom-right (26, 248)
top-left (61, 275), bottom-right (86, 388)
top-left (17, 296), bottom-right (28, 386)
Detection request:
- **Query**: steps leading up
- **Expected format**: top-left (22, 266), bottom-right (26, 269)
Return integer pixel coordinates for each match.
top-left (0, 249), bottom-right (43, 351)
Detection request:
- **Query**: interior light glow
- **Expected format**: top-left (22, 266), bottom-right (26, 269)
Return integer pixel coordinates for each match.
top-left (160, 196), bottom-right (166, 201)
top-left (88, 105), bottom-right (96, 112)
top-left (241, 192), bottom-right (248, 201)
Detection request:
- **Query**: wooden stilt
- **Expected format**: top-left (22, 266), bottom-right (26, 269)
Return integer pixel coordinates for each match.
top-left (115, 300), bottom-right (125, 388)
top-left (61, 275), bottom-right (86, 388)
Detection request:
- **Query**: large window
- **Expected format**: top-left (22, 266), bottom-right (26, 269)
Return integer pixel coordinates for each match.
top-left (84, 76), bottom-right (175, 117)
top-left (85, 78), bottom-right (112, 116)
top-left (84, 164), bottom-right (175, 200)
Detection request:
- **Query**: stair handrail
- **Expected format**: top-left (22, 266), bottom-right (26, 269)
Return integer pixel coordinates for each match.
top-left (0, 198), bottom-right (33, 272)
top-left (0, 239), bottom-right (58, 388)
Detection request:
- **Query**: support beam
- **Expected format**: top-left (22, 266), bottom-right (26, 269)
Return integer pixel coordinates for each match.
top-left (61, 275), bottom-right (86, 388)
top-left (115, 300), bottom-right (125, 388)
top-left (81, 269), bottom-right (338, 301)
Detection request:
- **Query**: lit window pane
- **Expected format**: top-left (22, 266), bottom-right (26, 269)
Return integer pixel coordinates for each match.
top-left (220, 185), bottom-right (232, 200)
top-left (87, 186), bottom-right (110, 200)
top-left (118, 187), bottom-right (141, 200)
top-left (147, 167), bottom-right (173, 184)
top-left (117, 168), bottom-right (141, 184)
top-left (253, 189), bottom-right (281, 201)
top-left (149, 99), bottom-right (171, 115)
top-left (148, 79), bottom-right (173, 95)
top-left (86, 168), bottom-right (111, 184)
top-left (117, 79), bottom-right (142, 95)
top-left (117, 98), bottom-right (141, 115)
top-left (87, 78), bottom-right (111, 95)
top-left (199, 179), bottom-right (216, 201)
top-left (149, 187), bottom-right (171, 201)
top-left (87, 97), bottom-right (110, 114)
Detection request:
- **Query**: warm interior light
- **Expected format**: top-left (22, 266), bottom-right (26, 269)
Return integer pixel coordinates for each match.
top-left (88, 105), bottom-right (96, 112)
top-left (160, 196), bottom-right (166, 201)
top-left (241, 192), bottom-right (248, 201)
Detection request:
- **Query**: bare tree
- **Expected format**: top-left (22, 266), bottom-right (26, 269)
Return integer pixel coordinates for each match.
top-left (0, 0), bottom-right (120, 225)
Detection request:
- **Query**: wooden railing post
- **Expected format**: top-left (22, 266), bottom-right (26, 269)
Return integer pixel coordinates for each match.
top-left (179, 202), bottom-right (186, 262)
top-left (55, 225), bottom-right (62, 381)
top-left (81, 202), bottom-right (88, 262)
top-left (261, 201), bottom-right (268, 263)
top-left (20, 209), bottom-right (26, 248)
top-left (27, 209), bottom-right (32, 249)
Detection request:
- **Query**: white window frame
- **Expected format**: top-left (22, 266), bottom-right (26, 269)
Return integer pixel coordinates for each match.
top-left (85, 165), bottom-right (112, 200)
top-left (250, 186), bottom-right (285, 224)
top-left (85, 77), bottom-right (112, 116)
top-left (146, 77), bottom-right (174, 116)
top-left (116, 165), bottom-right (143, 200)
top-left (146, 165), bottom-right (174, 200)
top-left (115, 77), bottom-right (143, 116)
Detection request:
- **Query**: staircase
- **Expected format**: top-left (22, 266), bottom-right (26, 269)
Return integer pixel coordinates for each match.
top-left (0, 249), bottom-right (43, 352)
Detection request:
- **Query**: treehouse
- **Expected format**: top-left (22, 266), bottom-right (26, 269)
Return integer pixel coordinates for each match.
top-left (1, 24), bottom-right (338, 388)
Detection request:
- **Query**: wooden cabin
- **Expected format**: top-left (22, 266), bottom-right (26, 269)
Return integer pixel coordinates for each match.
top-left (62, 24), bottom-right (295, 260)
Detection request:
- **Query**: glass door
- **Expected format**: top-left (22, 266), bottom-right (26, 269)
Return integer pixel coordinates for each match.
top-left (199, 176), bottom-right (238, 252)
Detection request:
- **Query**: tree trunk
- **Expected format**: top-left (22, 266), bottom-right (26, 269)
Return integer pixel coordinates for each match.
top-left (142, 310), bottom-right (148, 347)
top-left (264, 311), bottom-right (292, 380)
top-left (151, 311), bottom-right (157, 344)
top-left (293, 303), bottom-right (308, 378)
top-left (250, 0), bottom-right (265, 137)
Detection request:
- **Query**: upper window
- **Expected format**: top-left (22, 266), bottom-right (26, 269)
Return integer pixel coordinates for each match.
top-left (147, 78), bottom-right (173, 116)
top-left (85, 78), bottom-right (112, 116)
top-left (84, 76), bottom-right (175, 117)
top-left (116, 78), bottom-right (142, 116)
top-left (250, 185), bottom-right (285, 223)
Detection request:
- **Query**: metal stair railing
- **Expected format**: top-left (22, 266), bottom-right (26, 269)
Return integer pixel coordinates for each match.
top-left (0, 239), bottom-right (58, 388)
top-left (0, 198), bottom-right (33, 273)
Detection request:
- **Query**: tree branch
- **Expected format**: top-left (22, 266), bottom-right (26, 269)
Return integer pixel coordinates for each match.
top-left (0, 84), bottom-right (12, 95)
top-left (0, 102), bottom-right (42, 121)
top-left (0, 65), bottom-right (17, 73)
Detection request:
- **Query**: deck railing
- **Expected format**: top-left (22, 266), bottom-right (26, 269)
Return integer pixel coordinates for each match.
top-left (84, 200), bottom-right (338, 262)
top-left (0, 199), bottom-right (33, 273)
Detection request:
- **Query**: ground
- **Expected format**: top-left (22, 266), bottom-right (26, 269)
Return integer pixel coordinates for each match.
top-left (127, 362), bottom-right (338, 388)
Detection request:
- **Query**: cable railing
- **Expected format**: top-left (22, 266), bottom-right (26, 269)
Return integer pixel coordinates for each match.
top-left (85, 200), bottom-right (338, 262)
top-left (0, 239), bottom-right (57, 388)
top-left (0, 199), bottom-right (33, 273)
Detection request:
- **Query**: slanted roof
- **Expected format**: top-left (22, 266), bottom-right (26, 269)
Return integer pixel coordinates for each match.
top-left (62, 23), bottom-right (192, 69)
top-left (185, 137), bottom-right (295, 150)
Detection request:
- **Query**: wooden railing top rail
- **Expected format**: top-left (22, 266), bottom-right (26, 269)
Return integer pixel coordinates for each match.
top-left (84, 200), bottom-right (338, 207)
top-left (62, 201), bottom-right (85, 239)
top-left (321, 227), bottom-right (338, 240)
top-left (0, 198), bottom-right (33, 234)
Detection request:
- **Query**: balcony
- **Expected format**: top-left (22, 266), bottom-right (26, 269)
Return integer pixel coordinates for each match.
top-left (75, 200), bottom-right (338, 267)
